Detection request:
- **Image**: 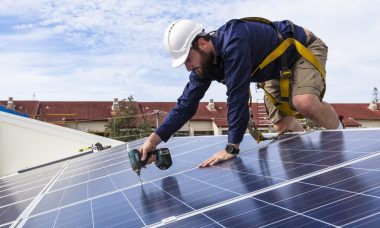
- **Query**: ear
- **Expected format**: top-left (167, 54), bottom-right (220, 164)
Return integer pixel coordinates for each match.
top-left (197, 37), bottom-right (209, 50)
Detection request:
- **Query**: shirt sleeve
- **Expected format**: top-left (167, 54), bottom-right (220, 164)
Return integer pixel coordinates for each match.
top-left (155, 72), bottom-right (211, 142)
top-left (222, 23), bottom-right (253, 144)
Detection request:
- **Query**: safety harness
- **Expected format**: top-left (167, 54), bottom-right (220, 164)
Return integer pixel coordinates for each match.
top-left (240, 17), bottom-right (326, 142)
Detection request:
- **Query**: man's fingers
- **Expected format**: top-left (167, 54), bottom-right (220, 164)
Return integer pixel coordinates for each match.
top-left (147, 155), bottom-right (156, 164)
top-left (209, 158), bottom-right (220, 166)
top-left (199, 157), bottom-right (217, 168)
top-left (198, 160), bottom-right (207, 168)
top-left (140, 148), bottom-right (147, 160)
top-left (198, 159), bottom-right (210, 168)
top-left (198, 153), bottom-right (237, 168)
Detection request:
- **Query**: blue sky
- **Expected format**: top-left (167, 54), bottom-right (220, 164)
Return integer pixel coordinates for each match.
top-left (0, 0), bottom-right (379, 103)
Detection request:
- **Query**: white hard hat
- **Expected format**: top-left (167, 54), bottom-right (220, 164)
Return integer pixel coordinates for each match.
top-left (163, 19), bottom-right (204, 68)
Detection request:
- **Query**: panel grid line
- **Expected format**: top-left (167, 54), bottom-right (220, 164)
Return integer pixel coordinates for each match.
top-left (88, 171), bottom-right (95, 228)
top-left (0, 175), bottom-right (53, 195)
top-left (298, 184), bottom-right (380, 218)
top-left (0, 198), bottom-right (36, 211)
top-left (149, 181), bottom-right (226, 227)
top-left (342, 211), bottom-right (380, 227)
top-left (106, 162), bottom-right (147, 227)
top-left (61, 154), bottom-right (128, 178)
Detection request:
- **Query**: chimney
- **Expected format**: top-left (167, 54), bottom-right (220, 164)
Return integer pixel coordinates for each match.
top-left (111, 98), bottom-right (119, 116)
top-left (7, 97), bottom-right (14, 109)
top-left (207, 99), bottom-right (216, 111)
top-left (368, 101), bottom-right (378, 111)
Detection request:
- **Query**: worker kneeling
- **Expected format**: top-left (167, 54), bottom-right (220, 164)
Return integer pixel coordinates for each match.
top-left (139, 17), bottom-right (342, 168)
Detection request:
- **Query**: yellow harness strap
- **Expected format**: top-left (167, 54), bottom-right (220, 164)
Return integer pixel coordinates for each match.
top-left (251, 38), bottom-right (326, 80)
top-left (242, 17), bottom-right (326, 142)
top-left (252, 38), bottom-right (326, 116)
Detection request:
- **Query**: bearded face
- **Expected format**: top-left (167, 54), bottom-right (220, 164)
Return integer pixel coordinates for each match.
top-left (194, 48), bottom-right (215, 78)
top-left (184, 42), bottom-right (216, 79)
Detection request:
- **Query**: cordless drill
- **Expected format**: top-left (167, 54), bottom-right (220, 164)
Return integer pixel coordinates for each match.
top-left (128, 148), bottom-right (172, 183)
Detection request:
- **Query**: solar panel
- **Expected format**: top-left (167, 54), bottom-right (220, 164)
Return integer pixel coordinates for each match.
top-left (0, 162), bottom-right (65, 227)
top-left (1, 129), bottom-right (380, 227)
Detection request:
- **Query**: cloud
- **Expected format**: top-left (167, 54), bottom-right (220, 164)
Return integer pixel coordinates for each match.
top-left (0, 0), bottom-right (378, 103)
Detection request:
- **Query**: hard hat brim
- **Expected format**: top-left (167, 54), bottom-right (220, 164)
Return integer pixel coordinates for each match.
top-left (171, 47), bottom-right (190, 68)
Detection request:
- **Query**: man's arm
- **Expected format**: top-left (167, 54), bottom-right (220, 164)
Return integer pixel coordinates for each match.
top-left (140, 72), bottom-right (211, 161)
top-left (223, 26), bottom-right (252, 146)
top-left (199, 21), bottom-right (253, 167)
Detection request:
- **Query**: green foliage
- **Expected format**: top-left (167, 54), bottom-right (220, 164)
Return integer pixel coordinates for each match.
top-left (105, 96), bottom-right (153, 142)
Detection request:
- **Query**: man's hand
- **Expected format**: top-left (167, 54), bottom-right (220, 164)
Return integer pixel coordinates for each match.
top-left (139, 133), bottom-right (162, 164)
top-left (198, 149), bottom-right (237, 168)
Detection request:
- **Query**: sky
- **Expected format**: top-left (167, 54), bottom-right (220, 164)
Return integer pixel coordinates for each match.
top-left (0, 0), bottom-right (379, 103)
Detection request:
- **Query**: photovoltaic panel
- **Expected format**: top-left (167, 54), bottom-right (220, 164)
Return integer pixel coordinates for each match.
top-left (0, 162), bottom-right (65, 227)
top-left (153, 130), bottom-right (380, 227)
top-left (3, 129), bottom-right (380, 227)
top-left (13, 135), bottom-right (276, 227)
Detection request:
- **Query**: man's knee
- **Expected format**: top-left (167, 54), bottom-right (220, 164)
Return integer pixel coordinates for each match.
top-left (292, 94), bottom-right (321, 118)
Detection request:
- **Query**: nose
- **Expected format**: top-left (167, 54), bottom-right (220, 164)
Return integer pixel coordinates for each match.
top-left (185, 61), bottom-right (193, 71)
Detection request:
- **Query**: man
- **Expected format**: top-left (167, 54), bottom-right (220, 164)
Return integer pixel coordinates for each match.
top-left (140, 18), bottom-right (342, 167)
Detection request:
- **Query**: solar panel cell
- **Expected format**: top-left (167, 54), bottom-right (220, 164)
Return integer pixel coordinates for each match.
top-left (273, 187), bottom-right (355, 212)
top-left (204, 198), bottom-right (296, 227)
top-left (328, 170), bottom-right (380, 193)
top-left (153, 175), bottom-right (238, 209)
top-left (32, 190), bottom-right (64, 215)
top-left (49, 201), bottom-right (93, 228)
top-left (123, 182), bottom-right (193, 225)
top-left (344, 213), bottom-right (380, 227)
top-left (88, 177), bottom-right (117, 198)
top-left (305, 195), bottom-right (380, 226)
top-left (264, 215), bottom-right (331, 227)
top-left (22, 210), bottom-right (58, 228)
top-left (0, 199), bottom-right (32, 224)
top-left (161, 214), bottom-right (219, 227)
top-left (91, 192), bottom-right (145, 227)
top-left (0, 185), bottom-right (43, 206)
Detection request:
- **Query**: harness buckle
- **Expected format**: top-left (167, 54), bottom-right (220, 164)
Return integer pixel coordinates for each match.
top-left (280, 68), bottom-right (292, 78)
top-left (280, 97), bottom-right (289, 102)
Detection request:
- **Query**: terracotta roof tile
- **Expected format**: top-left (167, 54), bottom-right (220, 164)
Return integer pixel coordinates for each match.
top-left (2, 100), bottom-right (379, 128)
top-left (332, 103), bottom-right (380, 120)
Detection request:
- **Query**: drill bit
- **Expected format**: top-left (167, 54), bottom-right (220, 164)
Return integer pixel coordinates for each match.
top-left (135, 169), bottom-right (142, 185)
top-left (138, 175), bottom-right (142, 185)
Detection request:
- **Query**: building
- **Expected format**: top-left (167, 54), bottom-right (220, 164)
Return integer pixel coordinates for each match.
top-left (2, 97), bottom-right (380, 138)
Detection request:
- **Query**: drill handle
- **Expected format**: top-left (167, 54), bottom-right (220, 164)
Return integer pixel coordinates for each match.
top-left (140, 151), bottom-right (155, 166)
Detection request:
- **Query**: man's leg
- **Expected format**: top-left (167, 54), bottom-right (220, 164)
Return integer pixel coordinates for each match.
top-left (292, 94), bottom-right (340, 129)
top-left (290, 36), bottom-right (340, 129)
top-left (264, 79), bottom-right (304, 133)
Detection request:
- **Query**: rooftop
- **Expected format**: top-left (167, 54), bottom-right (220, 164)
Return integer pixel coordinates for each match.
top-left (2, 100), bottom-right (379, 128)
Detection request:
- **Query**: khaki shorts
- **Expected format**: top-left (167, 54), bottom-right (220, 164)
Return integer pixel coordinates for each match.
top-left (264, 37), bottom-right (328, 124)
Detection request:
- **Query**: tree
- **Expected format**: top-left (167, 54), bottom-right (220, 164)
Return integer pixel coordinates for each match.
top-left (105, 96), bottom-right (153, 142)
top-left (372, 87), bottom-right (379, 103)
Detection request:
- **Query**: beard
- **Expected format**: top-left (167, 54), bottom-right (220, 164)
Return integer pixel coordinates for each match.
top-left (194, 49), bottom-right (215, 78)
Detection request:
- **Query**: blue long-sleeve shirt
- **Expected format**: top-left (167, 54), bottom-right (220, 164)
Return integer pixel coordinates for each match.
top-left (156, 19), bottom-right (307, 144)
